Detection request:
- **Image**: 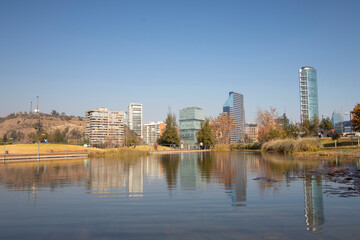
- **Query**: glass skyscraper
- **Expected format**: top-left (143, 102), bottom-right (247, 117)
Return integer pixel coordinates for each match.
top-left (299, 66), bottom-right (319, 122)
top-left (179, 107), bottom-right (205, 146)
top-left (223, 91), bottom-right (245, 142)
top-left (331, 110), bottom-right (343, 133)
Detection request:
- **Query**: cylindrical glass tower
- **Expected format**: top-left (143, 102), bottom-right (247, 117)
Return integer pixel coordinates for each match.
top-left (299, 66), bottom-right (319, 122)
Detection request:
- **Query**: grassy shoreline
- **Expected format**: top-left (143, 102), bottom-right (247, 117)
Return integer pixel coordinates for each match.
top-left (3, 141), bottom-right (359, 160)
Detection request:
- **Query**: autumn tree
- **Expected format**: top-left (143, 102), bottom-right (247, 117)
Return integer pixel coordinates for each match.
top-left (352, 104), bottom-right (360, 132)
top-left (196, 118), bottom-right (215, 147)
top-left (256, 107), bottom-right (285, 141)
top-left (210, 113), bottom-right (235, 144)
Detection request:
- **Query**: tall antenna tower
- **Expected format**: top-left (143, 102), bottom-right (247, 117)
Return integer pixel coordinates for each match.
top-left (36, 96), bottom-right (39, 114)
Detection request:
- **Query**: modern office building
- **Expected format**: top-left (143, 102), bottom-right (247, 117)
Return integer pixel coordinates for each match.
top-left (245, 123), bottom-right (258, 142)
top-left (85, 108), bottom-right (125, 146)
top-left (128, 103), bottom-right (143, 138)
top-left (343, 121), bottom-right (353, 134)
top-left (331, 110), bottom-right (343, 133)
top-left (179, 107), bottom-right (205, 146)
top-left (299, 66), bottom-right (319, 122)
top-left (223, 91), bottom-right (245, 142)
top-left (143, 121), bottom-right (166, 145)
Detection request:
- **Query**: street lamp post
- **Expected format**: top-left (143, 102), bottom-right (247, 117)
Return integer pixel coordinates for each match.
top-left (344, 112), bottom-right (353, 146)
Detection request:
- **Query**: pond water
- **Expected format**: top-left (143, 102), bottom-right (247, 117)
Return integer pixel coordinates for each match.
top-left (0, 152), bottom-right (359, 240)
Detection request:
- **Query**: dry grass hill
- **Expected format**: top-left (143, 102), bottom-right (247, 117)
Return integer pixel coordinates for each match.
top-left (0, 112), bottom-right (85, 143)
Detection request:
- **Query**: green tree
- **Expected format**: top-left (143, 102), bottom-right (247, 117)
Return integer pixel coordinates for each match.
top-left (284, 122), bottom-right (301, 138)
top-left (301, 116), bottom-right (320, 137)
top-left (320, 117), bottom-right (333, 135)
top-left (51, 129), bottom-right (67, 143)
top-left (312, 115), bottom-right (320, 136)
top-left (51, 110), bottom-right (59, 116)
top-left (158, 111), bottom-right (180, 146)
top-left (268, 128), bottom-right (287, 140)
top-left (300, 119), bottom-right (312, 137)
top-left (352, 104), bottom-right (360, 132)
top-left (196, 118), bottom-right (215, 147)
top-left (124, 125), bottom-right (139, 146)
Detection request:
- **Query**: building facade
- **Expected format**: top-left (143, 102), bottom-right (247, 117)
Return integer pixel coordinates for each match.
top-left (299, 66), bottom-right (319, 122)
top-left (128, 103), bottom-right (143, 138)
top-left (143, 121), bottom-right (166, 145)
top-left (331, 110), bottom-right (343, 134)
top-left (223, 91), bottom-right (245, 142)
top-left (85, 108), bottom-right (125, 146)
top-left (179, 107), bottom-right (205, 146)
top-left (245, 123), bottom-right (258, 142)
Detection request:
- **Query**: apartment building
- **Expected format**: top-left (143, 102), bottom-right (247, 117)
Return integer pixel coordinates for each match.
top-left (245, 123), bottom-right (258, 142)
top-left (143, 121), bottom-right (166, 145)
top-left (128, 103), bottom-right (143, 138)
top-left (85, 108), bottom-right (125, 146)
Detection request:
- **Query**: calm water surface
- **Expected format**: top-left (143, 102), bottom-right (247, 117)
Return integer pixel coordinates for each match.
top-left (0, 152), bottom-right (359, 240)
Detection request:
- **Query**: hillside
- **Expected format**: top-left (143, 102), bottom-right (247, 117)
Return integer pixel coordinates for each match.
top-left (0, 112), bottom-right (85, 143)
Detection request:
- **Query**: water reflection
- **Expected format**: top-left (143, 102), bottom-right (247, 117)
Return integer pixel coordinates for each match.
top-left (0, 152), bottom-right (358, 235)
top-left (85, 158), bottom-right (145, 197)
top-left (304, 175), bottom-right (324, 232)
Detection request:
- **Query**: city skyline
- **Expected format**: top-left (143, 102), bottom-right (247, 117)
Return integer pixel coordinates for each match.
top-left (1, 1), bottom-right (359, 123)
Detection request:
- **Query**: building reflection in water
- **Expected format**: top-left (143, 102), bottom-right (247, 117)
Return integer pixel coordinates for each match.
top-left (180, 153), bottom-right (206, 190)
top-left (0, 152), bottom-right (335, 213)
top-left (303, 175), bottom-right (324, 231)
top-left (86, 157), bottom-right (165, 198)
top-left (210, 152), bottom-right (248, 206)
top-left (227, 153), bottom-right (247, 206)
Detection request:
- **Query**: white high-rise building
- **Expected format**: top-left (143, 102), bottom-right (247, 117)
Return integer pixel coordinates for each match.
top-left (85, 108), bottom-right (125, 145)
top-left (128, 103), bottom-right (143, 138)
top-left (143, 121), bottom-right (165, 145)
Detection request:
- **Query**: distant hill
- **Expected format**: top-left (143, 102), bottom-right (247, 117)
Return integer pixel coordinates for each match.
top-left (0, 112), bottom-right (85, 143)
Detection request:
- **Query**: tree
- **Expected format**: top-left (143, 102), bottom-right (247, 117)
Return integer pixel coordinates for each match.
top-left (69, 129), bottom-right (83, 140)
top-left (124, 125), bottom-right (140, 146)
top-left (256, 107), bottom-right (282, 141)
top-left (157, 111), bottom-right (180, 146)
top-left (284, 122), bottom-right (301, 138)
top-left (320, 117), bottom-right (333, 135)
top-left (352, 104), bottom-right (360, 132)
top-left (300, 116), bottom-right (321, 137)
top-left (300, 119), bottom-right (312, 137)
top-left (196, 118), bottom-right (215, 148)
top-left (51, 110), bottom-right (59, 116)
top-left (51, 129), bottom-right (67, 143)
top-left (312, 115), bottom-right (320, 135)
top-left (210, 113), bottom-right (235, 144)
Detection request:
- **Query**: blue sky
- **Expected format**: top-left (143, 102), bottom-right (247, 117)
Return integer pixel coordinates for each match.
top-left (1, 0), bottom-right (359, 123)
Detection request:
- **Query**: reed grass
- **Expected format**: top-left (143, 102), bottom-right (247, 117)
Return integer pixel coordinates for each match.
top-left (261, 138), bottom-right (323, 153)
